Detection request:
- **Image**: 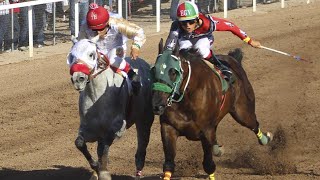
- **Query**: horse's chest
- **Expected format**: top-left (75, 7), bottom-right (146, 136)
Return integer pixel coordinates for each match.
top-left (165, 110), bottom-right (202, 140)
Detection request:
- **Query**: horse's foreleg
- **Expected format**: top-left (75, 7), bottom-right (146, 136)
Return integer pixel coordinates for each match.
top-left (75, 135), bottom-right (99, 172)
top-left (201, 130), bottom-right (217, 180)
top-left (161, 123), bottom-right (178, 180)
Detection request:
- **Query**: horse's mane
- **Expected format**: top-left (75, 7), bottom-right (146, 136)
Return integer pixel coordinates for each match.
top-left (178, 48), bottom-right (203, 62)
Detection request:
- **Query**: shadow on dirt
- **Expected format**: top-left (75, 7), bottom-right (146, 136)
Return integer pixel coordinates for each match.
top-left (0, 165), bottom-right (161, 180)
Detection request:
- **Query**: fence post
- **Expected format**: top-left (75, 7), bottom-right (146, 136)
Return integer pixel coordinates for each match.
top-left (53, 2), bottom-right (56, 45)
top-left (118, 0), bottom-right (122, 18)
top-left (156, 0), bottom-right (160, 32)
top-left (28, 6), bottom-right (33, 57)
top-left (75, 2), bottom-right (79, 38)
top-left (11, 9), bottom-right (14, 51)
top-left (223, 0), bottom-right (227, 18)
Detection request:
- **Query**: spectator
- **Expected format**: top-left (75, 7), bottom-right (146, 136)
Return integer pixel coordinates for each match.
top-left (33, 4), bottom-right (46, 48)
top-left (0, 0), bottom-right (10, 53)
top-left (170, 0), bottom-right (179, 21)
top-left (18, 0), bottom-right (35, 51)
top-left (4, 0), bottom-right (20, 52)
top-left (44, 3), bottom-right (53, 31)
top-left (196, 0), bottom-right (210, 14)
top-left (216, 0), bottom-right (237, 12)
top-left (69, 0), bottom-right (90, 36)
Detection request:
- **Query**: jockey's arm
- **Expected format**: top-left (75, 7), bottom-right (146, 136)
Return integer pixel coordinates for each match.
top-left (212, 17), bottom-right (261, 48)
top-left (110, 17), bottom-right (146, 60)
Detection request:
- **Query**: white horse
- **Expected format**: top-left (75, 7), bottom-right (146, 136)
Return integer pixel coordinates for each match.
top-left (67, 39), bottom-right (154, 180)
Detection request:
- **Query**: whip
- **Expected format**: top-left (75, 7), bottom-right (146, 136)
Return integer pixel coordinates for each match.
top-left (260, 46), bottom-right (312, 63)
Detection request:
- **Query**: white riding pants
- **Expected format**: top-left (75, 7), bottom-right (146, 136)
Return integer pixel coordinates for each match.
top-left (179, 37), bottom-right (212, 58)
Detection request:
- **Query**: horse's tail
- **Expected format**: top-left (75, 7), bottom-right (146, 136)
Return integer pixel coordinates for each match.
top-left (228, 48), bottom-right (243, 65)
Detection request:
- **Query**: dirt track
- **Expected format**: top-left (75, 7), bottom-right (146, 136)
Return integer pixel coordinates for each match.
top-left (1, 1), bottom-right (320, 180)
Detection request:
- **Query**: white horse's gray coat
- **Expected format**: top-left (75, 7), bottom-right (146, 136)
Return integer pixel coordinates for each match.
top-left (68, 39), bottom-right (154, 180)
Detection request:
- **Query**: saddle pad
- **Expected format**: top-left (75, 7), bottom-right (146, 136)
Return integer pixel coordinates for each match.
top-left (203, 60), bottom-right (229, 93)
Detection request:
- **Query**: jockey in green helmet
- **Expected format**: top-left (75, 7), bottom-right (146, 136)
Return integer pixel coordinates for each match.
top-left (165, 1), bottom-right (261, 81)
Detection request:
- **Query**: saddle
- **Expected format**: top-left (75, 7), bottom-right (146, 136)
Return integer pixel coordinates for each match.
top-left (203, 60), bottom-right (230, 94)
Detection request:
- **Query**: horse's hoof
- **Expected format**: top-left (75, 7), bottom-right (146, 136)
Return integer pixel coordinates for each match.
top-left (99, 171), bottom-right (112, 180)
top-left (258, 131), bottom-right (273, 145)
top-left (213, 144), bottom-right (224, 157)
top-left (135, 170), bottom-right (142, 180)
top-left (89, 171), bottom-right (98, 180)
top-left (267, 132), bottom-right (273, 142)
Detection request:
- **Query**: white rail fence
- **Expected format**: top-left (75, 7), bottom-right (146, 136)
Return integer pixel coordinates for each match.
top-left (0, 0), bottom-right (313, 57)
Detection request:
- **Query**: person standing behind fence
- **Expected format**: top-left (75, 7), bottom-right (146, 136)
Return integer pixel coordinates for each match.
top-left (69, 0), bottom-right (90, 36)
top-left (18, 0), bottom-right (35, 51)
top-left (0, 0), bottom-right (10, 53)
top-left (3, 0), bottom-right (20, 52)
top-left (33, 4), bottom-right (46, 48)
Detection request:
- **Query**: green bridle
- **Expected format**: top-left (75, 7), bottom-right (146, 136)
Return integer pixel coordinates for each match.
top-left (151, 49), bottom-right (191, 106)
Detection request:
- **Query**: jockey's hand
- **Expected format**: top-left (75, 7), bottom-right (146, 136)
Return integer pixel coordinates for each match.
top-left (131, 47), bottom-right (140, 60)
top-left (250, 40), bottom-right (262, 48)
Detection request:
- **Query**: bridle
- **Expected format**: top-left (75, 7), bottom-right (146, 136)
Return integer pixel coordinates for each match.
top-left (152, 53), bottom-right (192, 107)
top-left (70, 49), bottom-right (111, 82)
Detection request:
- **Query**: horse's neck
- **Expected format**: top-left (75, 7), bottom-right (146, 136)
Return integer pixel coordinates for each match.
top-left (181, 59), bottom-right (212, 90)
top-left (85, 68), bottom-right (123, 101)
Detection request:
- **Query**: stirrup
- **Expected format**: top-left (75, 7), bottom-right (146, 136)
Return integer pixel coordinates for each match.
top-left (221, 69), bottom-right (232, 82)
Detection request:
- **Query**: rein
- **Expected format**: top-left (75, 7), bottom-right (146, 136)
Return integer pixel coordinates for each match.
top-left (167, 59), bottom-right (191, 106)
top-left (90, 51), bottom-right (110, 80)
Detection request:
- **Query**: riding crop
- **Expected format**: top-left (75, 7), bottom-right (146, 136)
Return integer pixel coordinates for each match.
top-left (260, 46), bottom-right (312, 63)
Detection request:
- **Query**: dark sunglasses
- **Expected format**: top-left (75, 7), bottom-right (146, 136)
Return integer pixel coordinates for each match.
top-left (180, 20), bottom-right (197, 26)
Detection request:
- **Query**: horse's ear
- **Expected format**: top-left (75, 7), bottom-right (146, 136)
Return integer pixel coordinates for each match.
top-left (71, 35), bottom-right (78, 44)
top-left (172, 40), bottom-right (180, 57)
top-left (158, 38), bottom-right (164, 54)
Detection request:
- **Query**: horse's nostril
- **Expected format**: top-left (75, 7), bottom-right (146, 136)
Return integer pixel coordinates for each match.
top-left (158, 106), bottom-right (165, 112)
top-left (153, 105), bottom-right (165, 115)
top-left (78, 76), bottom-right (85, 82)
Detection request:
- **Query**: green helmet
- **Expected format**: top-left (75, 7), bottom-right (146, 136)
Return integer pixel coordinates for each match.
top-left (176, 1), bottom-right (199, 21)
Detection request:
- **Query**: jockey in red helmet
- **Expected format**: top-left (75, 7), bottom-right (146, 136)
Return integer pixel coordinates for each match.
top-left (86, 4), bottom-right (110, 30)
top-left (78, 3), bottom-right (145, 95)
top-left (165, 1), bottom-right (261, 81)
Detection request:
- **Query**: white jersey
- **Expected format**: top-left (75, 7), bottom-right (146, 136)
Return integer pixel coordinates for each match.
top-left (78, 13), bottom-right (146, 55)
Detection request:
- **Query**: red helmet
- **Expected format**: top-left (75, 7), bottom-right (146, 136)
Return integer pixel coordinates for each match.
top-left (86, 3), bottom-right (109, 30)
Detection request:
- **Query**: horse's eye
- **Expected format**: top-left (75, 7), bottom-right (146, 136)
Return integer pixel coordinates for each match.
top-left (169, 68), bottom-right (177, 82)
top-left (89, 52), bottom-right (96, 60)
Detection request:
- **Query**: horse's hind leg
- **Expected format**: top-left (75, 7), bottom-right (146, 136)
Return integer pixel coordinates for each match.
top-left (97, 140), bottom-right (112, 180)
top-left (134, 113), bottom-right (154, 179)
top-left (230, 92), bottom-right (272, 145)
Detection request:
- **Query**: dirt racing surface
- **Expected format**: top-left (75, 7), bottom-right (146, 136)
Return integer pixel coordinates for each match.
top-left (0, 1), bottom-right (320, 180)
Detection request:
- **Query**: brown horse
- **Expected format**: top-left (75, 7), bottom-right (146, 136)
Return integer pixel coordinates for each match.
top-left (151, 39), bottom-right (273, 180)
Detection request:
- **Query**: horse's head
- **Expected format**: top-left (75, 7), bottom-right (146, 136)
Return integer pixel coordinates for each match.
top-left (151, 39), bottom-right (183, 115)
top-left (67, 38), bottom-right (99, 91)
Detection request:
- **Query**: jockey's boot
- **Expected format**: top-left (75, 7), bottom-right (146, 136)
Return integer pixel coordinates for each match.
top-left (206, 55), bottom-right (233, 82)
top-left (128, 69), bottom-right (141, 95)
